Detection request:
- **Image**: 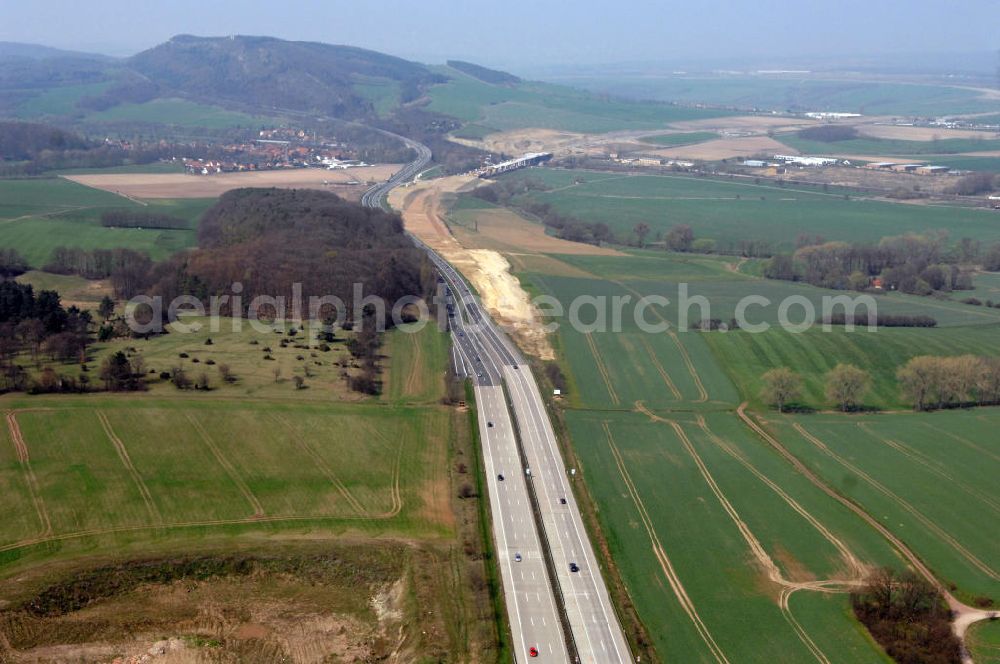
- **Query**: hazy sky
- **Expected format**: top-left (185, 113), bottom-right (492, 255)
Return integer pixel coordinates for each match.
top-left (1, 0), bottom-right (996, 68)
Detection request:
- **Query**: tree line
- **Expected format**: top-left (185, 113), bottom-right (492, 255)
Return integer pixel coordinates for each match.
top-left (100, 209), bottom-right (189, 230)
top-left (763, 232), bottom-right (990, 295)
top-left (760, 354), bottom-right (1000, 412)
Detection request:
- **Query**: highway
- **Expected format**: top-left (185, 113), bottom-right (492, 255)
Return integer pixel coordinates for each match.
top-left (363, 133), bottom-right (632, 663)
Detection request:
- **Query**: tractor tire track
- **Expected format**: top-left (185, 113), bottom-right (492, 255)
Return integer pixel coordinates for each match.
top-left (585, 332), bottom-right (620, 405)
top-left (602, 420), bottom-right (731, 664)
top-left (269, 413), bottom-right (367, 517)
top-left (857, 423), bottom-right (1000, 516)
top-left (4, 411), bottom-right (52, 538)
top-left (922, 422), bottom-right (1000, 465)
top-left (186, 413), bottom-right (265, 518)
top-left (97, 411), bottom-right (162, 524)
top-left (692, 413), bottom-right (865, 581)
top-left (737, 405), bottom-right (995, 661)
top-left (792, 422), bottom-right (998, 581)
top-left (668, 330), bottom-right (709, 403)
top-left (0, 508), bottom-right (403, 554)
top-left (640, 337), bottom-right (682, 400)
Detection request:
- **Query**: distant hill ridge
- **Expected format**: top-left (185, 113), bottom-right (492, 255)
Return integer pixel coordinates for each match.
top-left (126, 34), bottom-right (446, 119)
top-left (446, 60), bottom-right (521, 85)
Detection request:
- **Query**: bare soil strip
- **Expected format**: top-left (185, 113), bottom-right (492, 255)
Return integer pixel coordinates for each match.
top-left (268, 413), bottom-right (367, 517)
top-left (602, 421), bottom-right (732, 664)
top-left (791, 422), bottom-right (998, 581)
top-left (584, 333), bottom-right (620, 405)
top-left (96, 411), bottom-right (162, 524)
top-left (639, 337), bottom-right (682, 400)
top-left (857, 423), bottom-right (1000, 515)
top-left (4, 411), bottom-right (52, 537)
top-left (186, 413), bottom-right (265, 518)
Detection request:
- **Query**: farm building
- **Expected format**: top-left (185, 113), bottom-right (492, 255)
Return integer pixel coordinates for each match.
top-left (743, 159), bottom-right (767, 168)
top-left (916, 165), bottom-right (951, 175)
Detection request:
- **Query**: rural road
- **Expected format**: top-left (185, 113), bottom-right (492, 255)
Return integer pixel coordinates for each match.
top-left (363, 135), bottom-right (632, 663)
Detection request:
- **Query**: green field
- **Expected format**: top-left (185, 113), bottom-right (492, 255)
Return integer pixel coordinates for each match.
top-left (924, 155), bottom-right (1000, 173)
top-left (352, 75), bottom-right (403, 117)
top-left (85, 98), bottom-right (265, 129)
top-left (548, 75), bottom-right (1000, 116)
top-left (426, 66), bottom-right (731, 133)
top-left (779, 133), bottom-right (1000, 157)
top-left (0, 178), bottom-right (212, 266)
top-left (0, 317), bottom-right (456, 572)
top-left (566, 409), bottom-right (897, 663)
top-left (514, 244), bottom-right (998, 660)
top-left (641, 131), bottom-right (719, 146)
top-left (704, 324), bottom-right (1000, 410)
top-left (968, 619), bottom-right (1000, 664)
top-left (500, 167), bottom-right (1000, 250)
top-left (13, 81), bottom-right (113, 118)
top-left (763, 410), bottom-right (1000, 603)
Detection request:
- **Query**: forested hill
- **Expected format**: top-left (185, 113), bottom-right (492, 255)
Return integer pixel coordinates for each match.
top-left (128, 35), bottom-right (446, 119)
top-left (197, 187), bottom-right (411, 250)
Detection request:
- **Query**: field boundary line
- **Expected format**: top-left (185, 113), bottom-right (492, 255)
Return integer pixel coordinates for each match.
top-left (601, 420), bottom-right (731, 664)
top-left (584, 332), bottom-right (620, 405)
top-left (857, 422), bottom-right (1000, 516)
top-left (186, 413), bottom-right (265, 518)
top-left (268, 413), bottom-right (368, 517)
top-left (96, 411), bottom-right (162, 524)
top-left (792, 422), bottom-right (999, 581)
top-left (0, 508), bottom-right (410, 554)
top-left (4, 411), bottom-right (52, 538)
top-left (639, 337), bottom-right (682, 400)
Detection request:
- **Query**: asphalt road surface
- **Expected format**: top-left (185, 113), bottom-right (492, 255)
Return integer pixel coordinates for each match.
top-left (364, 136), bottom-right (631, 663)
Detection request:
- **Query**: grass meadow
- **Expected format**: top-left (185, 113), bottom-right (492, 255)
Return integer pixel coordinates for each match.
top-left (0, 177), bottom-right (212, 266)
top-left (0, 319), bottom-right (456, 575)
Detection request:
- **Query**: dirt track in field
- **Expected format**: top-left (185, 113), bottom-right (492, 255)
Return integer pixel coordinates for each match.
top-left (63, 165), bottom-right (402, 200)
top-left (5, 411), bottom-right (52, 537)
